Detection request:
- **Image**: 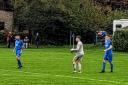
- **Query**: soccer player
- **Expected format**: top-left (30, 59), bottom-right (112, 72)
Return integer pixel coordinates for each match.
top-left (98, 31), bottom-right (107, 45)
top-left (24, 36), bottom-right (29, 48)
top-left (71, 35), bottom-right (84, 73)
top-left (35, 32), bottom-right (40, 48)
top-left (100, 34), bottom-right (113, 73)
top-left (13, 35), bottom-right (23, 69)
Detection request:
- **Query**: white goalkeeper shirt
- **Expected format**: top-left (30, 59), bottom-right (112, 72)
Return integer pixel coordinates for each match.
top-left (76, 41), bottom-right (84, 55)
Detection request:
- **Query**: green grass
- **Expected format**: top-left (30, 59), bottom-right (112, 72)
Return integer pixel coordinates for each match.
top-left (0, 45), bottom-right (128, 85)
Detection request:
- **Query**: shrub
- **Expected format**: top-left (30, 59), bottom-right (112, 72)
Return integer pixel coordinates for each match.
top-left (113, 28), bottom-right (128, 52)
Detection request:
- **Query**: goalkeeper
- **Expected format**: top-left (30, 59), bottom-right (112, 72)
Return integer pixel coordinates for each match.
top-left (70, 35), bottom-right (84, 73)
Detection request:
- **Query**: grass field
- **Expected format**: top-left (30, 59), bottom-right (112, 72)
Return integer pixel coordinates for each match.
top-left (0, 45), bottom-right (128, 85)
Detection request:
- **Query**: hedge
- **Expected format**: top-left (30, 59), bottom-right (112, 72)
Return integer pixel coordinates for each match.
top-left (113, 28), bottom-right (128, 52)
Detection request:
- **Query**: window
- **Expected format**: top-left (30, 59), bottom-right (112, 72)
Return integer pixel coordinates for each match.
top-left (0, 22), bottom-right (4, 30)
top-left (116, 24), bottom-right (122, 29)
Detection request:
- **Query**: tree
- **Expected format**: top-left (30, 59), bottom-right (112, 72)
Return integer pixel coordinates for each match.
top-left (12, 0), bottom-right (128, 45)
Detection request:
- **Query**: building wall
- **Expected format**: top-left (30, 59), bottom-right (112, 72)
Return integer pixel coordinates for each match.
top-left (0, 10), bottom-right (13, 32)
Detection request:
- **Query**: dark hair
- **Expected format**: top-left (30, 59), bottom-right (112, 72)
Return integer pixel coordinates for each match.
top-left (15, 33), bottom-right (20, 36)
top-left (15, 34), bottom-right (20, 38)
top-left (76, 35), bottom-right (81, 39)
top-left (106, 34), bottom-right (111, 37)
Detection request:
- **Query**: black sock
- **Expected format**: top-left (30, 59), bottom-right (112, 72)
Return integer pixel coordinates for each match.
top-left (102, 62), bottom-right (106, 72)
top-left (17, 60), bottom-right (22, 67)
top-left (110, 63), bottom-right (113, 72)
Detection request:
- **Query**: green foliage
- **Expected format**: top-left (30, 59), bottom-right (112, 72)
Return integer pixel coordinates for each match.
top-left (13, 0), bottom-right (128, 31)
top-left (13, 0), bottom-right (108, 31)
top-left (12, 0), bottom-right (128, 45)
top-left (113, 28), bottom-right (128, 52)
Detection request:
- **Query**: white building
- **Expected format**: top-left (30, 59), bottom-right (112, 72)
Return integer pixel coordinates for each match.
top-left (113, 19), bottom-right (128, 33)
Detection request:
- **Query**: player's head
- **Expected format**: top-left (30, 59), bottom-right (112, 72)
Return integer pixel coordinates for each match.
top-left (98, 31), bottom-right (102, 35)
top-left (15, 35), bottom-right (20, 40)
top-left (25, 36), bottom-right (28, 39)
top-left (105, 34), bottom-right (111, 40)
top-left (76, 35), bottom-right (81, 42)
top-left (9, 32), bottom-right (12, 34)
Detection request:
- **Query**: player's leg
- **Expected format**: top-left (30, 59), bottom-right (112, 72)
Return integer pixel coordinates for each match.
top-left (23, 43), bottom-right (26, 48)
top-left (100, 59), bottom-right (106, 73)
top-left (36, 41), bottom-right (39, 48)
top-left (109, 61), bottom-right (113, 72)
top-left (72, 56), bottom-right (77, 73)
top-left (108, 54), bottom-right (113, 72)
top-left (76, 56), bottom-right (83, 73)
top-left (77, 61), bottom-right (82, 73)
top-left (100, 53), bottom-right (107, 73)
top-left (16, 56), bottom-right (22, 69)
top-left (26, 43), bottom-right (28, 48)
top-left (25, 43), bottom-right (27, 48)
top-left (16, 51), bottom-right (22, 69)
top-left (25, 43), bottom-right (26, 48)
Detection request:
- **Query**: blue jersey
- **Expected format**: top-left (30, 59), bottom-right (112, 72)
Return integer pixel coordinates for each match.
top-left (15, 39), bottom-right (23, 51)
top-left (105, 40), bottom-right (112, 54)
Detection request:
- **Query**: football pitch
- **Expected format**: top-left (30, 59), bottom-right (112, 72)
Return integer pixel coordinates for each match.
top-left (0, 45), bottom-right (128, 85)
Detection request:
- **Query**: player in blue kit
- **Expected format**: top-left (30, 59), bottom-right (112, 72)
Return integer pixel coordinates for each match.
top-left (98, 31), bottom-right (107, 45)
top-left (98, 31), bottom-right (106, 38)
top-left (13, 35), bottom-right (23, 69)
top-left (100, 34), bottom-right (113, 73)
top-left (101, 31), bottom-right (106, 37)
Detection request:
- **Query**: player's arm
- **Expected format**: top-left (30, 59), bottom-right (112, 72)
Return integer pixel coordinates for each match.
top-left (20, 40), bottom-right (24, 53)
top-left (71, 43), bottom-right (80, 52)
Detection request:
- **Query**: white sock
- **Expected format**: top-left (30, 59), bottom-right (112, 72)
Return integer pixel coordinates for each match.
top-left (73, 63), bottom-right (76, 71)
top-left (78, 63), bottom-right (81, 71)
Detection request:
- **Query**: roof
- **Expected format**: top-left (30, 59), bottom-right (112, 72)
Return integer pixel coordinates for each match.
top-left (114, 19), bottom-right (128, 22)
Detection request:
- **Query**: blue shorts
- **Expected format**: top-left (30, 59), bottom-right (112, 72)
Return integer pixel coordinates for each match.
top-left (104, 53), bottom-right (112, 62)
top-left (16, 50), bottom-right (21, 57)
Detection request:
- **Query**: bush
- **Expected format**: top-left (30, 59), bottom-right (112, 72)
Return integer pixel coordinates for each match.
top-left (113, 28), bottom-right (128, 52)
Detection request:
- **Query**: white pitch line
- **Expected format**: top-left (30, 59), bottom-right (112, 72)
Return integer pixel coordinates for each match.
top-left (0, 69), bottom-right (125, 84)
